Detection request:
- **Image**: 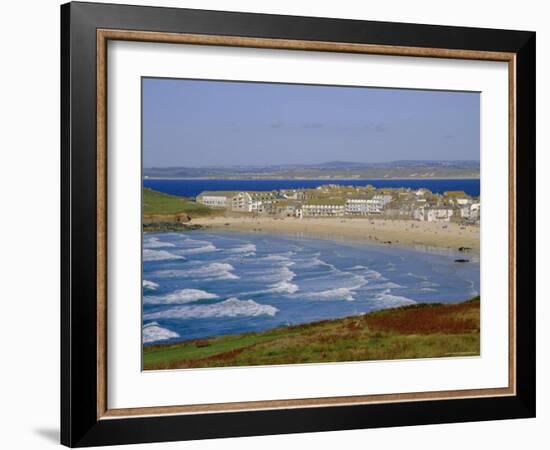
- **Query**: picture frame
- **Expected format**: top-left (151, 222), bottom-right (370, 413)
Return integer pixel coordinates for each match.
top-left (61, 1), bottom-right (535, 447)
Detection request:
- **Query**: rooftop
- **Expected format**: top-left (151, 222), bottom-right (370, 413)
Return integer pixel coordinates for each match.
top-left (196, 191), bottom-right (240, 197)
top-left (304, 198), bottom-right (347, 206)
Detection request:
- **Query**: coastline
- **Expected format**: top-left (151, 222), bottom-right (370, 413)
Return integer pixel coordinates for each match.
top-left (187, 216), bottom-right (480, 254)
top-left (143, 297), bottom-right (480, 370)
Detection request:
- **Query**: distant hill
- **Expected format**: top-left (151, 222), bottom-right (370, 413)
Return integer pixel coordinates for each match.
top-left (143, 160), bottom-right (480, 180)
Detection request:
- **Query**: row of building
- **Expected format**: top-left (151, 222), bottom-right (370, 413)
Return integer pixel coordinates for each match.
top-left (196, 185), bottom-right (480, 223)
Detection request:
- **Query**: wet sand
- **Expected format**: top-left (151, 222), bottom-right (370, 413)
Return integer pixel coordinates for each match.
top-left (190, 216), bottom-right (480, 253)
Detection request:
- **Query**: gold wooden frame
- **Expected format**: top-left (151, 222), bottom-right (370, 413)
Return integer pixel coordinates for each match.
top-left (96, 29), bottom-right (517, 420)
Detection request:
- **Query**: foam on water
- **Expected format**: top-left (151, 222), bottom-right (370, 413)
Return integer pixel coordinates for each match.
top-left (144, 289), bottom-right (219, 305)
top-left (142, 231), bottom-right (479, 342)
top-left (143, 237), bottom-right (176, 249)
top-left (142, 322), bottom-right (180, 344)
top-left (177, 244), bottom-right (217, 255)
top-left (247, 266), bottom-right (296, 283)
top-left (348, 265), bottom-right (384, 280)
top-left (144, 297), bottom-right (278, 320)
top-left (375, 289), bottom-right (417, 307)
top-left (143, 280), bottom-right (159, 290)
top-left (364, 281), bottom-right (403, 290)
top-left (265, 280), bottom-right (299, 294)
top-left (155, 262), bottom-right (239, 280)
top-left (297, 285), bottom-right (363, 301)
top-left (257, 252), bottom-right (295, 262)
top-left (227, 243), bottom-right (257, 254)
top-left (181, 236), bottom-right (213, 246)
top-left (298, 255), bottom-right (335, 270)
top-left (143, 249), bottom-right (185, 262)
top-left (467, 280), bottom-right (479, 297)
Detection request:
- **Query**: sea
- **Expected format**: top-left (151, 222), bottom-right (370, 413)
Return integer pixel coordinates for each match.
top-left (142, 231), bottom-right (480, 345)
top-left (143, 178), bottom-right (480, 198)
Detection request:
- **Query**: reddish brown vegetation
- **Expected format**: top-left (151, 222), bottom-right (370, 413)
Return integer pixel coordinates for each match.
top-left (364, 298), bottom-right (480, 335)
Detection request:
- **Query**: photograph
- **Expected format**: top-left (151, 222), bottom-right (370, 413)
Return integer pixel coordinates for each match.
top-left (55, 1), bottom-right (537, 446)
top-left (141, 78), bottom-right (481, 370)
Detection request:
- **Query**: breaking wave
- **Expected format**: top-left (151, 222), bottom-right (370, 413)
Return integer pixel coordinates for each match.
top-left (143, 249), bottom-right (185, 262)
top-left (143, 297), bottom-right (278, 320)
top-left (257, 252), bottom-right (294, 262)
top-left (296, 254), bottom-right (335, 270)
top-left (177, 244), bottom-right (217, 255)
top-left (467, 279), bottom-right (479, 297)
top-left (155, 263), bottom-right (239, 280)
top-left (143, 279), bottom-right (159, 290)
top-left (182, 236), bottom-right (213, 245)
top-left (143, 237), bottom-right (175, 249)
top-left (248, 266), bottom-right (296, 283)
top-left (265, 280), bottom-right (299, 294)
top-left (226, 243), bottom-right (257, 254)
top-left (243, 265), bottom-right (299, 295)
top-left (297, 285), bottom-right (363, 302)
top-left (348, 265), bottom-right (383, 280)
top-left (142, 322), bottom-right (179, 344)
top-left (144, 289), bottom-right (219, 305)
top-left (375, 289), bottom-right (416, 307)
top-left (362, 270), bottom-right (383, 280)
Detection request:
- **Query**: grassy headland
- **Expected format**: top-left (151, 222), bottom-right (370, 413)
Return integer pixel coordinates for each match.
top-left (143, 187), bottom-right (215, 216)
top-left (143, 297), bottom-right (480, 370)
top-left (143, 188), bottom-right (221, 231)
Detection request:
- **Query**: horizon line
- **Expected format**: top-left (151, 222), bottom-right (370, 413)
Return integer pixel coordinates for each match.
top-left (144, 159), bottom-right (481, 170)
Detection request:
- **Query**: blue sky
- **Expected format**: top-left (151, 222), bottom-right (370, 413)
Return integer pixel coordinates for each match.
top-left (143, 78), bottom-right (479, 167)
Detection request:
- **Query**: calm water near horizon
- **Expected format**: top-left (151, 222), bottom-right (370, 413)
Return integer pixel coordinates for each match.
top-left (142, 231), bottom-right (480, 346)
top-left (143, 178), bottom-right (480, 198)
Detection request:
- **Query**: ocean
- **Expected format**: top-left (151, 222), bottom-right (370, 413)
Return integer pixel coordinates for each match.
top-left (143, 178), bottom-right (480, 198)
top-left (142, 231), bottom-right (480, 345)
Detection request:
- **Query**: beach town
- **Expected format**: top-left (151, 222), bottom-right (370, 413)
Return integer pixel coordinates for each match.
top-left (195, 184), bottom-right (480, 223)
top-left (160, 184), bottom-right (482, 253)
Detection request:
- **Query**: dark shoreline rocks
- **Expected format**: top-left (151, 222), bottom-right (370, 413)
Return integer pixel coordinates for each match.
top-left (143, 222), bottom-right (205, 232)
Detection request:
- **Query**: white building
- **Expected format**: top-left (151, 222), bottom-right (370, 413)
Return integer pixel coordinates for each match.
top-left (415, 207), bottom-right (454, 222)
top-left (196, 191), bottom-right (234, 208)
top-left (462, 202), bottom-right (480, 221)
top-left (457, 202), bottom-right (480, 221)
top-left (456, 198), bottom-right (472, 206)
top-left (470, 203), bottom-right (480, 219)
top-left (345, 197), bottom-right (369, 215)
top-left (415, 188), bottom-right (431, 197)
top-left (303, 200), bottom-right (345, 217)
top-left (231, 191), bottom-right (277, 213)
top-left (346, 194), bottom-right (392, 215)
top-left (231, 192), bottom-right (255, 212)
top-left (367, 195), bottom-right (393, 213)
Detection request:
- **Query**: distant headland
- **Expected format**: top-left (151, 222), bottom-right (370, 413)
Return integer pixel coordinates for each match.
top-left (143, 160), bottom-right (480, 180)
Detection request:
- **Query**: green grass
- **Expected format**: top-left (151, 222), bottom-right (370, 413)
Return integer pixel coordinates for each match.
top-left (143, 297), bottom-right (480, 370)
top-left (143, 188), bottom-right (216, 217)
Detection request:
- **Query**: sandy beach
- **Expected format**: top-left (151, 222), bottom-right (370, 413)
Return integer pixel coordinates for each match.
top-left (189, 216), bottom-right (479, 253)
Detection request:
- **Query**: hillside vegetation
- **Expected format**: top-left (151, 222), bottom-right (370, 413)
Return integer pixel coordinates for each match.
top-left (143, 188), bottom-right (218, 218)
top-left (143, 297), bottom-right (480, 370)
